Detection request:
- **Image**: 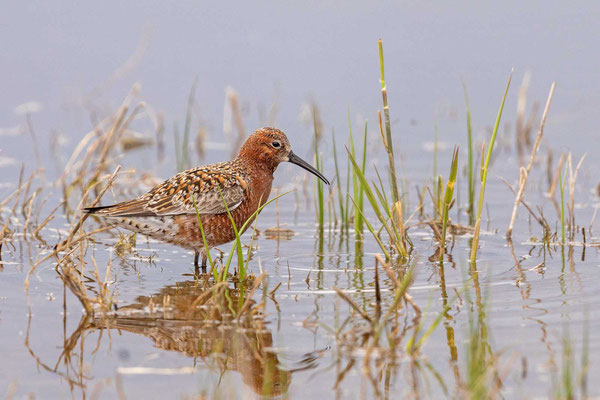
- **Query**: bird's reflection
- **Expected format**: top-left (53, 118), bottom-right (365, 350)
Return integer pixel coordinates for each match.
top-left (94, 277), bottom-right (291, 397)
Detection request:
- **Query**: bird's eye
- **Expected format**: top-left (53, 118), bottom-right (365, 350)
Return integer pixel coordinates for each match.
top-left (272, 141), bottom-right (281, 148)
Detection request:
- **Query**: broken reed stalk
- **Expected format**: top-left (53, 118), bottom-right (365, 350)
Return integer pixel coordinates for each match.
top-left (439, 146), bottom-right (459, 262)
top-left (378, 39), bottom-right (400, 204)
top-left (506, 82), bottom-right (556, 238)
top-left (470, 70), bottom-right (513, 262)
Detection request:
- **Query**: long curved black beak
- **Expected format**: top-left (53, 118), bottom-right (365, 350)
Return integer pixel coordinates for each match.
top-left (288, 151), bottom-right (330, 185)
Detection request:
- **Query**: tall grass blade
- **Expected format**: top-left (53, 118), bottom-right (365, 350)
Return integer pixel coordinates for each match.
top-left (462, 81), bottom-right (475, 226)
top-left (470, 70), bottom-right (513, 262)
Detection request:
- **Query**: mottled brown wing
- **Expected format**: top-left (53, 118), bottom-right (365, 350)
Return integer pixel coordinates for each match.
top-left (89, 162), bottom-right (248, 217)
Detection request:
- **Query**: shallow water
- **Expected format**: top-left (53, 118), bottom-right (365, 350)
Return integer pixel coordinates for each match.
top-left (2, 2), bottom-right (600, 399)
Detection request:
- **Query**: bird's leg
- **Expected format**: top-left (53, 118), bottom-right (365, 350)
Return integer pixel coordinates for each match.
top-left (201, 253), bottom-right (207, 274)
top-left (194, 251), bottom-right (200, 275)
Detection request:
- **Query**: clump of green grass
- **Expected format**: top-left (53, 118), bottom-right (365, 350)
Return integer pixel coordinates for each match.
top-left (470, 70), bottom-right (513, 262)
top-left (340, 40), bottom-right (409, 260)
top-left (347, 150), bottom-right (407, 259)
top-left (348, 118), bottom-right (368, 239)
top-left (330, 112), bottom-right (368, 239)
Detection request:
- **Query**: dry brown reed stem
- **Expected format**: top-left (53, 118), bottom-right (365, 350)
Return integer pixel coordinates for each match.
top-left (268, 281), bottom-right (282, 297)
top-left (499, 177), bottom-right (551, 234)
top-left (60, 99), bottom-right (141, 213)
top-left (87, 105), bottom-right (137, 187)
top-left (22, 191), bottom-right (37, 235)
top-left (90, 255), bottom-right (113, 313)
top-left (334, 288), bottom-right (372, 323)
top-left (374, 262), bottom-right (383, 320)
top-left (32, 200), bottom-right (66, 238)
top-left (393, 201), bottom-right (406, 247)
top-left (376, 254), bottom-right (400, 287)
top-left (60, 165), bottom-right (121, 251)
top-left (25, 167), bottom-right (121, 290)
top-left (62, 122), bottom-right (109, 176)
top-left (55, 248), bottom-right (94, 314)
top-left (548, 153), bottom-right (566, 198)
top-left (506, 82), bottom-right (556, 238)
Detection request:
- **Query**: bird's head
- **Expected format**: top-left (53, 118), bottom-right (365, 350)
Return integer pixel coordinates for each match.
top-left (238, 127), bottom-right (329, 185)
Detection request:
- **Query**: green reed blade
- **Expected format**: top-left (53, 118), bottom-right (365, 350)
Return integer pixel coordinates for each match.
top-left (378, 39), bottom-right (400, 204)
top-left (439, 146), bottom-right (459, 262)
top-left (470, 70), bottom-right (513, 262)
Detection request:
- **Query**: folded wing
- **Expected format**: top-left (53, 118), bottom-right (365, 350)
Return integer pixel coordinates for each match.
top-left (85, 163), bottom-right (247, 217)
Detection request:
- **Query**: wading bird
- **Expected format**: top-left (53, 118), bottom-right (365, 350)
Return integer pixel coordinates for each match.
top-left (85, 127), bottom-right (329, 272)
